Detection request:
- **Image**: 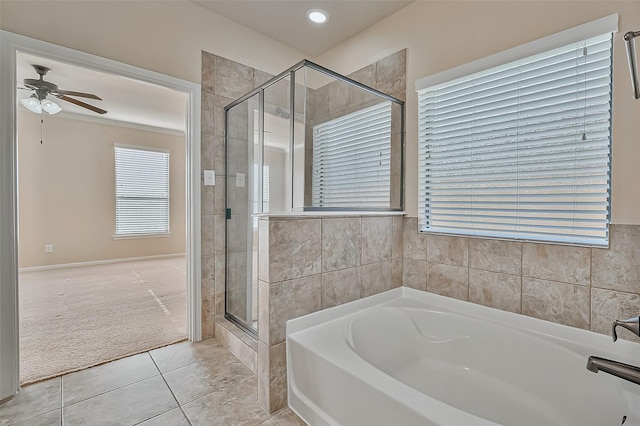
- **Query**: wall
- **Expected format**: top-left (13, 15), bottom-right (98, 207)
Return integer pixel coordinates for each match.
top-left (316, 1), bottom-right (640, 224)
top-left (402, 219), bottom-right (640, 344)
top-left (257, 214), bottom-right (403, 412)
top-left (200, 52), bottom-right (278, 339)
top-left (0, 1), bottom-right (305, 84)
top-left (310, 0), bottom-right (640, 345)
top-left (17, 111), bottom-right (186, 268)
top-left (254, 50), bottom-right (407, 413)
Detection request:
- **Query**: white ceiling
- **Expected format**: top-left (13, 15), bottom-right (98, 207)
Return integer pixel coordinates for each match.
top-left (194, 0), bottom-right (414, 57)
top-left (16, 52), bottom-right (188, 133)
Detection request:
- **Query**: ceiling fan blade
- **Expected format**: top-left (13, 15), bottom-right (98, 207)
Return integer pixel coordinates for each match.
top-left (55, 90), bottom-right (102, 100)
top-left (57, 95), bottom-right (107, 114)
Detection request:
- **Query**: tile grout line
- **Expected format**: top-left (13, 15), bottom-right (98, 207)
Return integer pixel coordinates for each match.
top-left (58, 354), bottom-right (164, 410)
top-left (148, 351), bottom-right (193, 426)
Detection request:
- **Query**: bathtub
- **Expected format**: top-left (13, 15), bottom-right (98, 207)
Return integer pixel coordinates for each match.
top-left (286, 287), bottom-right (640, 426)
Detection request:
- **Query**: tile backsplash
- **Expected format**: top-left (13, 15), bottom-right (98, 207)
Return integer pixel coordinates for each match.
top-left (402, 217), bottom-right (640, 343)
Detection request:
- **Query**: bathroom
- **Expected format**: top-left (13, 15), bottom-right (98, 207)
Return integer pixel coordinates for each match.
top-left (2, 1), bottom-right (640, 424)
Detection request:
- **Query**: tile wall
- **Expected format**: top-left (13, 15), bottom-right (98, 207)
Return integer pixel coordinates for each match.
top-left (257, 214), bottom-right (404, 412)
top-left (201, 51), bottom-right (275, 342)
top-left (403, 217), bottom-right (640, 343)
top-left (200, 49), bottom-right (407, 411)
top-left (252, 50), bottom-right (407, 413)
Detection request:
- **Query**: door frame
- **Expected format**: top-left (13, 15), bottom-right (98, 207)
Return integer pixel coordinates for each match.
top-left (0, 30), bottom-right (202, 401)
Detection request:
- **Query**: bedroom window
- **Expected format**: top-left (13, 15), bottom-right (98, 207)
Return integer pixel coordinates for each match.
top-left (114, 145), bottom-right (170, 237)
top-left (416, 16), bottom-right (616, 247)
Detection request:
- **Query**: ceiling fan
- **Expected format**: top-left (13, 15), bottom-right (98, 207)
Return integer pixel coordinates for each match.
top-left (20, 64), bottom-right (107, 115)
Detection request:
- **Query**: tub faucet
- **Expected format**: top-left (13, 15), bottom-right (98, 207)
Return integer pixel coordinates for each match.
top-left (586, 316), bottom-right (640, 386)
top-left (612, 316), bottom-right (640, 342)
top-left (587, 356), bottom-right (640, 386)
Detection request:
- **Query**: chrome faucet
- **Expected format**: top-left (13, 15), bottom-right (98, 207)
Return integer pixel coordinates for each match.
top-left (612, 316), bottom-right (640, 342)
top-left (586, 316), bottom-right (640, 386)
top-left (587, 356), bottom-right (640, 386)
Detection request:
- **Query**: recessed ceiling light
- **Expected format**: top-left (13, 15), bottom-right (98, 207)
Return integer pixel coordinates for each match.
top-left (307, 9), bottom-right (329, 24)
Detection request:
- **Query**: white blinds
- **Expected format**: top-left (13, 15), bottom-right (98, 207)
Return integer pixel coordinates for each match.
top-left (312, 101), bottom-right (392, 208)
top-left (252, 165), bottom-right (269, 227)
top-left (417, 33), bottom-right (613, 246)
top-left (115, 146), bottom-right (170, 236)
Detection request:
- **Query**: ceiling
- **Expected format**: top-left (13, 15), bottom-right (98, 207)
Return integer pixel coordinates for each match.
top-left (16, 52), bottom-right (188, 133)
top-left (194, 0), bottom-right (414, 57)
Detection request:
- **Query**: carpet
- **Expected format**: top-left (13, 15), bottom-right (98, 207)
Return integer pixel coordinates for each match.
top-left (18, 256), bottom-right (188, 384)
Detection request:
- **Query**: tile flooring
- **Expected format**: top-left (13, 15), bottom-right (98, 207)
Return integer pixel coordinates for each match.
top-left (0, 339), bottom-right (305, 425)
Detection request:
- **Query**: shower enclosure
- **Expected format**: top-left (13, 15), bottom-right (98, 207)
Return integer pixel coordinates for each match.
top-left (224, 60), bottom-right (404, 335)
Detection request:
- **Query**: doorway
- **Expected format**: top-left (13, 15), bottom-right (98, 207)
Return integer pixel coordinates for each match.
top-left (0, 31), bottom-right (201, 400)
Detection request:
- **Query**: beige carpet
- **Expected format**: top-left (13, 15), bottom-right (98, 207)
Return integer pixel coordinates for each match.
top-left (18, 256), bottom-right (188, 384)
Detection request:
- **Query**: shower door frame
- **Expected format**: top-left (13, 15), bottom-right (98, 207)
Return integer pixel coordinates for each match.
top-left (223, 59), bottom-right (406, 336)
top-left (224, 91), bottom-right (263, 337)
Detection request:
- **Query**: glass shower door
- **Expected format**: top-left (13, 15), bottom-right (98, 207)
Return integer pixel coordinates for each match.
top-left (225, 93), bottom-right (259, 334)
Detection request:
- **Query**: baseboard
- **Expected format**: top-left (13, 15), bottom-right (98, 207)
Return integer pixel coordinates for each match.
top-left (19, 253), bottom-right (186, 273)
top-left (214, 316), bottom-right (257, 373)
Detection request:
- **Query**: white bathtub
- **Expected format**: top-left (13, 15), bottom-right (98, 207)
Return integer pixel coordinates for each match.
top-left (286, 287), bottom-right (640, 426)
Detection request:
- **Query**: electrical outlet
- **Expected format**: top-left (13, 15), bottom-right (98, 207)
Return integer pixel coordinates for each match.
top-left (45, 244), bottom-right (54, 253)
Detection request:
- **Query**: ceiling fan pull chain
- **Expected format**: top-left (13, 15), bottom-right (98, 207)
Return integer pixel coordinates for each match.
top-left (40, 117), bottom-right (43, 144)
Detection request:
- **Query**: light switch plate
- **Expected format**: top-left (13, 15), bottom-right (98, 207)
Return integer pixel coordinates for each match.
top-left (45, 244), bottom-right (53, 253)
top-left (204, 170), bottom-right (215, 186)
top-left (236, 173), bottom-right (245, 188)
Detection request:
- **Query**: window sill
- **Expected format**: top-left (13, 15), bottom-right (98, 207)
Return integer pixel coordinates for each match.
top-left (113, 232), bottom-right (172, 240)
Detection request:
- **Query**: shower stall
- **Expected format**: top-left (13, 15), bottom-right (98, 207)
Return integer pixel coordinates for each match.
top-left (224, 60), bottom-right (404, 335)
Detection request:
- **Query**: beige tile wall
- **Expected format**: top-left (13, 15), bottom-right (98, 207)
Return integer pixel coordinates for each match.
top-left (403, 218), bottom-right (640, 342)
top-left (202, 49), bottom-right (407, 414)
top-left (257, 214), bottom-right (404, 412)
top-left (254, 50), bottom-right (407, 413)
top-left (201, 51), bottom-right (274, 341)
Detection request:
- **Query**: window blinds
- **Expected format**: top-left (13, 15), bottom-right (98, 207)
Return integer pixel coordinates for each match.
top-left (312, 101), bottom-right (392, 208)
top-left (115, 146), bottom-right (170, 236)
top-left (417, 33), bottom-right (613, 246)
top-left (252, 164), bottom-right (269, 227)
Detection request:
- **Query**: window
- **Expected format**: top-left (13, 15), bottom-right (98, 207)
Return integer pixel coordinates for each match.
top-left (312, 101), bottom-right (392, 208)
top-left (115, 146), bottom-right (170, 236)
top-left (417, 18), bottom-right (616, 247)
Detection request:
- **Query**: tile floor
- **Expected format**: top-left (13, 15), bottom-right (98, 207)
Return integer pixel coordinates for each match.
top-left (0, 339), bottom-right (305, 426)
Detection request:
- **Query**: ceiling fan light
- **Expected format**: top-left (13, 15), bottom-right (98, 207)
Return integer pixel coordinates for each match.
top-left (21, 95), bottom-right (42, 114)
top-left (41, 99), bottom-right (62, 115)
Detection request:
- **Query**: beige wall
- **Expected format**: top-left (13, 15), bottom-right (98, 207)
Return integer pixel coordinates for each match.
top-left (17, 112), bottom-right (186, 267)
top-left (316, 1), bottom-right (640, 224)
top-left (0, 1), bottom-right (305, 84)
